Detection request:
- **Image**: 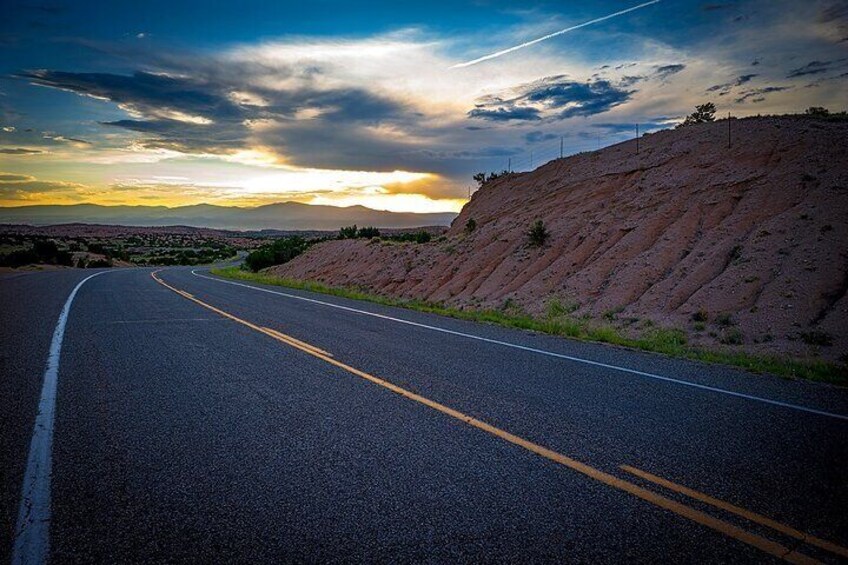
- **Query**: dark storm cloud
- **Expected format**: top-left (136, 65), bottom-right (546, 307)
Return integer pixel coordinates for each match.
top-left (619, 75), bottom-right (645, 87)
top-left (42, 132), bottom-right (92, 145)
top-left (101, 119), bottom-right (190, 133)
top-left (100, 118), bottom-right (248, 154)
top-left (1, 126), bottom-right (94, 149)
top-left (290, 88), bottom-right (408, 122)
top-left (615, 64), bottom-right (684, 86)
top-left (60, 136), bottom-right (91, 144)
top-left (786, 60), bottom-right (847, 78)
top-left (787, 61), bottom-right (831, 77)
top-left (20, 70), bottom-right (247, 121)
top-left (468, 76), bottom-right (633, 122)
top-left (524, 79), bottom-right (629, 113)
top-left (817, 2), bottom-right (848, 42)
top-left (706, 73), bottom-right (758, 95)
top-left (247, 118), bottom-right (429, 172)
top-left (421, 146), bottom-right (521, 159)
top-left (475, 65), bottom-right (686, 124)
top-left (654, 64), bottom-right (686, 79)
top-left (0, 147), bottom-right (44, 154)
top-left (0, 180), bottom-right (68, 192)
top-left (21, 67), bottom-right (407, 126)
top-left (804, 71), bottom-right (848, 88)
top-left (0, 176), bottom-right (86, 200)
top-left (734, 86), bottom-right (791, 103)
top-left (468, 105), bottom-right (542, 122)
top-left (0, 173), bottom-right (34, 182)
top-left (16, 67), bottom-right (412, 167)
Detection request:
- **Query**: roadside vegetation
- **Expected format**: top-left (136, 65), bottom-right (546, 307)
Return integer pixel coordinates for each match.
top-left (0, 239), bottom-right (74, 268)
top-left (243, 227), bottom-right (437, 272)
top-left (338, 225), bottom-right (432, 243)
top-left (244, 236), bottom-right (314, 271)
top-left (211, 266), bottom-right (847, 385)
top-left (0, 230), bottom-right (243, 268)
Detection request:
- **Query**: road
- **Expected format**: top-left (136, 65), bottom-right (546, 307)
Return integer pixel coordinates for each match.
top-left (2, 267), bottom-right (847, 563)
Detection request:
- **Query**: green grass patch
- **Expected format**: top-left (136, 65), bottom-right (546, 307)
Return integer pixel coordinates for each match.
top-left (211, 266), bottom-right (848, 385)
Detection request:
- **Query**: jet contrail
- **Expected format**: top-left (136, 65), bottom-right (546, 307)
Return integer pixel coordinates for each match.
top-left (450, 0), bottom-right (661, 69)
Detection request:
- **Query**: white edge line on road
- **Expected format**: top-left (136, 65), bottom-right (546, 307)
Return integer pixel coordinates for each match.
top-left (190, 270), bottom-right (848, 422)
top-left (13, 270), bottom-right (107, 565)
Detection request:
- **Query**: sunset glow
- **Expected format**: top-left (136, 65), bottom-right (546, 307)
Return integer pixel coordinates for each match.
top-left (1, 1), bottom-right (846, 212)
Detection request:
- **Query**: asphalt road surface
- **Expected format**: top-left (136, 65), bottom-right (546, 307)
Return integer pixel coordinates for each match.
top-left (2, 267), bottom-right (847, 563)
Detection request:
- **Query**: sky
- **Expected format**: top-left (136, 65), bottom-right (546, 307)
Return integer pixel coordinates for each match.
top-left (0, 0), bottom-right (846, 212)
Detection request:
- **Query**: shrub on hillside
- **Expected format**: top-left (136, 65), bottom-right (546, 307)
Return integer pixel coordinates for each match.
top-left (473, 170), bottom-right (511, 188)
top-left (720, 327), bottom-right (744, 345)
top-left (691, 309), bottom-right (709, 322)
top-left (805, 107), bottom-right (830, 118)
top-left (715, 312), bottom-right (735, 327)
top-left (87, 258), bottom-right (113, 268)
top-left (800, 330), bottom-right (833, 347)
top-left (527, 219), bottom-right (549, 247)
top-left (465, 218), bottom-right (477, 234)
top-left (802, 106), bottom-right (848, 120)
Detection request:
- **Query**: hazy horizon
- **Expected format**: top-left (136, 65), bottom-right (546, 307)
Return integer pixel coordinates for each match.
top-left (0, 198), bottom-right (460, 212)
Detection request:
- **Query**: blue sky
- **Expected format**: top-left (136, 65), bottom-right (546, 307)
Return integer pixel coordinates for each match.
top-left (1, 0), bottom-right (846, 211)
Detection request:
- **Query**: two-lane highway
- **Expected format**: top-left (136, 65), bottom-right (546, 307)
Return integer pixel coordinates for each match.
top-left (2, 267), bottom-right (847, 563)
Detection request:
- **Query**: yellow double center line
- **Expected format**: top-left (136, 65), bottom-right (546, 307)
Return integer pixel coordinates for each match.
top-left (620, 465), bottom-right (848, 559)
top-left (152, 270), bottom-right (844, 563)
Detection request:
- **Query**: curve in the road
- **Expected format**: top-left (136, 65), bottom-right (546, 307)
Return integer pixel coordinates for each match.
top-left (190, 270), bottom-right (848, 422)
top-left (156, 270), bottom-right (831, 564)
top-left (12, 271), bottom-right (107, 565)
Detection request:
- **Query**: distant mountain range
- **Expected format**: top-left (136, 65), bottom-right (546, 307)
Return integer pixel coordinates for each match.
top-left (0, 202), bottom-right (458, 231)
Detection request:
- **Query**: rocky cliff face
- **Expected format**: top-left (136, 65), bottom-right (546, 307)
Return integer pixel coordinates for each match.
top-left (270, 117), bottom-right (848, 361)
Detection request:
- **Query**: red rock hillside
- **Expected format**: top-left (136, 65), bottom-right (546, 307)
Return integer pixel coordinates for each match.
top-left (269, 116), bottom-right (848, 361)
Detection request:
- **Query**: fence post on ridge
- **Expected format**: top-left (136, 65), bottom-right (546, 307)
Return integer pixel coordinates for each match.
top-left (727, 112), bottom-right (732, 149)
top-left (636, 123), bottom-right (640, 154)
